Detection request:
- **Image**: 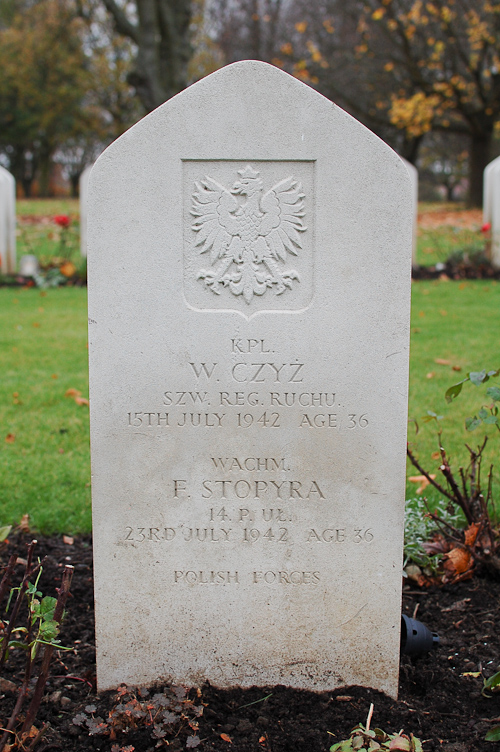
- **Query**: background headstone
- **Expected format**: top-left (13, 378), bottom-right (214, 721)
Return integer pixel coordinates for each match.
top-left (88, 61), bottom-right (412, 698)
top-left (79, 164), bottom-right (93, 257)
top-left (0, 166), bottom-right (16, 274)
top-left (483, 156), bottom-right (500, 269)
top-left (19, 255), bottom-right (40, 277)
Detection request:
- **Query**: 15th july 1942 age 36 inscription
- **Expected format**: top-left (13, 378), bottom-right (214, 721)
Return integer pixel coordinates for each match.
top-left (126, 338), bottom-right (370, 430)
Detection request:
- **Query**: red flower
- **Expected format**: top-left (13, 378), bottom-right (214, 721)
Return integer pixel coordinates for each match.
top-left (481, 222), bottom-right (491, 233)
top-left (54, 214), bottom-right (70, 227)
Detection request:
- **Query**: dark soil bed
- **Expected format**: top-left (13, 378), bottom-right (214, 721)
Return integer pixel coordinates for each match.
top-left (1, 533), bottom-right (500, 752)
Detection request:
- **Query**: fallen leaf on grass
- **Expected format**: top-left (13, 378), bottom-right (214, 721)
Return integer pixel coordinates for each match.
top-left (431, 451), bottom-right (441, 460)
top-left (32, 321), bottom-right (40, 328)
top-left (220, 733), bottom-right (232, 743)
top-left (65, 388), bottom-right (89, 407)
top-left (452, 365), bottom-right (462, 371)
top-left (408, 474), bottom-right (436, 494)
top-left (435, 358), bottom-right (451, 365)
top-left (5, 433), bottom-right (15, 443)
top-left (426, 372), bottom-right (435, 379)
top-left (439, 310), bottom-right (448, 316)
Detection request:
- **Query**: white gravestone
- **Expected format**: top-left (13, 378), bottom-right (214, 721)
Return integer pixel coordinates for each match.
top-left (88, 61), bottom-right (413, 698)
top-left (0, 166), bottom-right (16, 274)
top-left (402, 159), bottom-right (418, 267)
top-left (79, 165), bottom-right (92, 257)
top-left (483, 156), bottom-right (500, 269)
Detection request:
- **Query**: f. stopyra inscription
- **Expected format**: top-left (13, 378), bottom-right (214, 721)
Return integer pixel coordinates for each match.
top-left (88, 61), bottom-right (412, 698)
top-left (183, 160), bottom-right (314, 316)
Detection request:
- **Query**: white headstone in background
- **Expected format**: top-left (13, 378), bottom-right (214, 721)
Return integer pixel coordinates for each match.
top-left (19, 255), bottom-right (40, 277)
top-left (79, 165), bottom-right (92, 257)
top-left (483, 156), bottom-right (500, 269)
top-left (88, 61), bottom-right (412, 698)
top-left (402, 159), bottom-right (418, 267)
top-left (0, 166), bottom-right (16, 274)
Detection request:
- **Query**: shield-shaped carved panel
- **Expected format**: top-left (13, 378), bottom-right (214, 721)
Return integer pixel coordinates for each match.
top-left (183, 160), bottom-right (314, 318)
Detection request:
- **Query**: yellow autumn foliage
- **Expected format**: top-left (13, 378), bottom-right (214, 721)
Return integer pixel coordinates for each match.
top-left (389, 92), bottom-right (441, 136)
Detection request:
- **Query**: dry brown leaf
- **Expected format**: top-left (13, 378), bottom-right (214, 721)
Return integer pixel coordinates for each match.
top-left (5, 433), bottom-right (15, 443)
top-left (220, 733), bottom-right (232, 743)
top-left (439, 310), bottom-right (448, 316)
top-left (443, 546), bottom-right (473, 577)
top-left (63, 535), bottom-right (74, 545)
top-left (408, 474), bottom-right (436, 494)
top-left (422, 535), bottom-right (450, 555)
top-left (32, 321), bottom-right (40, 328)
top-left (452, 365), bottom-right (462, 372)
top-left (426, 372), bottom-right (435, 379)
top-left (418, 311), bottom-right (425, 318)
top-left (464, 523), bottom-right (480, 547)
top-left (65, 388), bottom-right (81, 398)
top-left (431, 451), bottom-right (441, 460)
top-left (18, 514), bottom-right (30, 532)
top-left (435, 358), bottom-right (451, 365)
top-left (74, 396), bottom-right (89, 406)
top-left (0, 677), bottom-right (17, 693)
top-left (51, 373), bottom-right (58, 379)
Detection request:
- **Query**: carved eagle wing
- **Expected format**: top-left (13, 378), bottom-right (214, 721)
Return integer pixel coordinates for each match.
top-left (191, 177), bottom-right (240, 263)
top-left (259, 176), bottom-right (306, 261)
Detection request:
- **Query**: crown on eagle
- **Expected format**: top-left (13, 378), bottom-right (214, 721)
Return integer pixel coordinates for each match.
top-left (237, 165), bottom-right (261, 180)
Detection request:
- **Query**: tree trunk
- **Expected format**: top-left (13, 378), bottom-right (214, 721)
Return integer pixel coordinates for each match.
top-left (70, 173), bottom-right (80, 198)
top-left (469, 133), bottom-right (491, 208)
top-left (38, 151), bottom-right (53, 198)
top-left (103, 0), bottom-right (193, 113)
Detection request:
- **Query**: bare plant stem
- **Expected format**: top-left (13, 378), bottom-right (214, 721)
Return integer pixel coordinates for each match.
top-left (0, 553), bottom-right (17, 604)
top-left (21, 565), bottom-right (74, 737)
top-left (0, 542), bottom-right (40, 671)
top-left (406, 446), bottom-right (456, 502)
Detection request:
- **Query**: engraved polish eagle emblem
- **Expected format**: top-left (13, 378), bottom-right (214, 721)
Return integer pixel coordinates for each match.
top-left (191, 165), bottom-right (306, 304)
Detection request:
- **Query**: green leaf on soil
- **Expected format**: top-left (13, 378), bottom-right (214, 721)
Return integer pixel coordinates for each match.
top-left (485, 725), bottom-right (500, 742)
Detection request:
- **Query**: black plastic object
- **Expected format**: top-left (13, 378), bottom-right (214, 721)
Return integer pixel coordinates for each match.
top-left (400, 614), bottom-right (439, 656)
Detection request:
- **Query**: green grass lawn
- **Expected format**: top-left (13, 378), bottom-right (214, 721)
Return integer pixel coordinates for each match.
top-left (0, 280), bottom-right (499, 534)
top-left (0, 287), bottom-right (91, 533)
top-left (408, 279), bottom-right (500, 514)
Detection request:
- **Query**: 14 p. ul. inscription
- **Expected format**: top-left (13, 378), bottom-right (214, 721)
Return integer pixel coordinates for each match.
top-left (191, 165), bottom-right (306, 304)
